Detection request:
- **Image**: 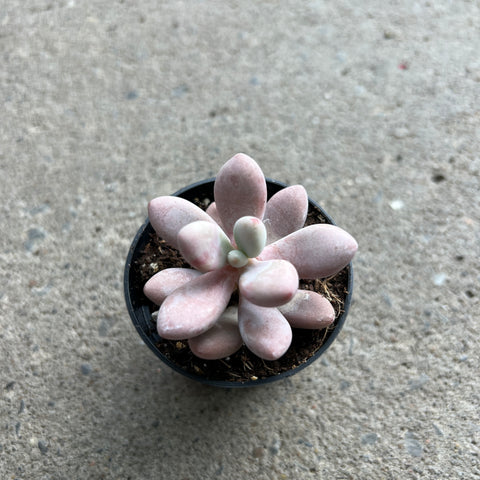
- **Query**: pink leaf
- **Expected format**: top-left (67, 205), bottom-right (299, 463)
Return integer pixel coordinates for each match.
top-left (214, 153), bottom-right (267, 239)
top-left (238, 299), bottom-right (292, 360)
top-left (239, 259), bottom-right (298, 307)
top-left (177, 221), bottom-right (232, 272)
top-left (188, 308), bottom-right (243, 360)
top-left (143, 268), bottom-right (202, 305)
top-left (206, 202), bottom-right (223, 229)
top-left (263, 185), bottom-right (308, 243)
top-left (260, 224), bottom-right (358, 279)
top-left (148, 196), bottom-right (216, 250)
top-left (157, 268), bottom-right (237, 340)
top-left (278, 289), bottom-right (335, 329)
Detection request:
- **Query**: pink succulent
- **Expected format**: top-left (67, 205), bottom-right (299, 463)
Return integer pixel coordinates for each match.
top-left (144, 153), bottom-right (358, 361)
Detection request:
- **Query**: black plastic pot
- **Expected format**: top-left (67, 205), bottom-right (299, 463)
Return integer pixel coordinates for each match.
top-left (124, 178), bottom-right (353, 388)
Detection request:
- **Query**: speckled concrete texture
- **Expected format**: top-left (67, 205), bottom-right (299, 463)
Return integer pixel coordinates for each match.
top-left (1, 1), bottom-right (479, 479)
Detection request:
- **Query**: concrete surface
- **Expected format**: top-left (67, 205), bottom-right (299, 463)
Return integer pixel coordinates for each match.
top-left (1, 1), bottom-right (479, 479)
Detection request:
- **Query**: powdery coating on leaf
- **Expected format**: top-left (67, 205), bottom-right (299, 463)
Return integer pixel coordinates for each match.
top-left (177, 221), bottom-right (232, 272)
top-left (263, 185), bottom-right (309, 244)
top-left (143, 268), bottom-right (202, 305)
top-left (188, 307), bottom-right (243, 360)
top-left (278, 289), bottom-right (335, 329)
top-left (148, 196), bottom-right (216, 250)
top-left (238, 299), bottom-right (292, 361)
top-left (214, 153), bottom-right (267, 239)
top-left (227, 249), bottom-right (249, 268)
top-left (233, 216), bottom-right (267, 258)
top-left (205, 202), bottom-right (223, 229)
top-left (157, 268), bottom-right (238, 340)
top-left (239, 259), bottom-right (298, 307)
top-left (260, 224), bottom-right (358, 279)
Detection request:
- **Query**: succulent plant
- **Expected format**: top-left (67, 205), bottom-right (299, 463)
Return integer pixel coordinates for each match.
top-left (144, 153), bottom-right (358, 361)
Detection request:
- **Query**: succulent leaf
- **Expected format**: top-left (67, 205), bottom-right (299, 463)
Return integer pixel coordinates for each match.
top-left (233, 216), bottom-right (267, 258)
top-left (239, 259), bottom-right (298, 307)
top-left (157, 268), bottom-right (237, 340)
top-left (143, 268), bottom-right (202, 305)
top-left (278, 289), bottom-right (335, 328)
top-left (205, 201), bottom-right (223, 229)
top-left (238, 299), bottom-right (292, 360)
top-left (177, 221), bottom-right (232, 272)
top-left (263, 185), bottom-right (309, 243)
top-left (227, 249), bottom-right (249, 268)
top-left (188, 307), bottom-right (243, 360)
top-left (148, 196), bottom-right (216, 250)
top-left (214, 153), bottom-right (267, 239)
top-left (260, 224), bottom-right (358, 279)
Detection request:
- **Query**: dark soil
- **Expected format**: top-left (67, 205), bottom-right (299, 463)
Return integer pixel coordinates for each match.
top-left (130, 196), bottom-right (350, 384)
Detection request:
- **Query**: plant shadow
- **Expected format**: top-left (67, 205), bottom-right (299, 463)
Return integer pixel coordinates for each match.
top-left (96, 349), bottom-right (300, 477)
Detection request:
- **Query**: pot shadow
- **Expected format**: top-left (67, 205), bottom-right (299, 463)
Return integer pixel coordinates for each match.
top-left (96, 350), bottom-right (300, 477)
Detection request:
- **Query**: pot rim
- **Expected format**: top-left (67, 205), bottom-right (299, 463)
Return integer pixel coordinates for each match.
top-left (124, 177), bottom-right (353, 388)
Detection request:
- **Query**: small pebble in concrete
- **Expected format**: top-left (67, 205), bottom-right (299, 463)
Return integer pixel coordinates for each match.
top-left (24, 227), bottom-right (48, 252)
top-left (408, 373), bottom-right (430, 390)
top-left (404, 431), bottom-right (423, 457)
top-left (252, 446), bottom-right (265, 458)
top-left (172, 84), bottom-right (188, 97)
top-left (433, 424), bottom-right (444, 436)
top-left (98, 317), bottom-right (115, 337)
top-left (28, 204), bottom-right (51, 216)
top-left (298, 439), bottom-right (314, 447)
top-left (38, 440), bottom-right (48, 455)
top-left (361, 433), bottom-right (379, 445)
top-left (269, 438), bottom-right (281, 455)
top-left (432, 273), bottom-right (447, 286)
top-left (80, 363), bottom-right (92, 375)
top-left (382, 292), bottom-right (393, 307)
top-left (340, 380), bottom-right (351, 391)
top-left (31, 284), bottom-right (52, 297)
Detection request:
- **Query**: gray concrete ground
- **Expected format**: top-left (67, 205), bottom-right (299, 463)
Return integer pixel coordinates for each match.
top-left (1, 1), bottom-right (479, 479)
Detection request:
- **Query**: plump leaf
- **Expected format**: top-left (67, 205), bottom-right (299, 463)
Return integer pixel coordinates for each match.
top-left (263, 185), bottom-right (308, 243)
top-left (238, 299), bottom-right (292, 360)
top-left (227, 249), bottom-right (249, 268)
top-left (278, 289), bottom-right (335, 328)
top-left (233, 216), bottom-right (267, 258)
top-left (239, 259), bottom-right (298, 307)
top-left (148, 196), bottom-right (216, 250)
top-left (205, 202), bottom-right (223, 229)
top-left (143, 268), bottom-right (202, 305)
top-left (188, 308), bottom-right (243, 360)
top-left (260, 224), bottom-right (358, 279)
top-left (177, 221), bottom-right (232, 272)
top-left (157, 268), bottom-right (237, 340)
top-left (214, 153), bottom-right (267, 239)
